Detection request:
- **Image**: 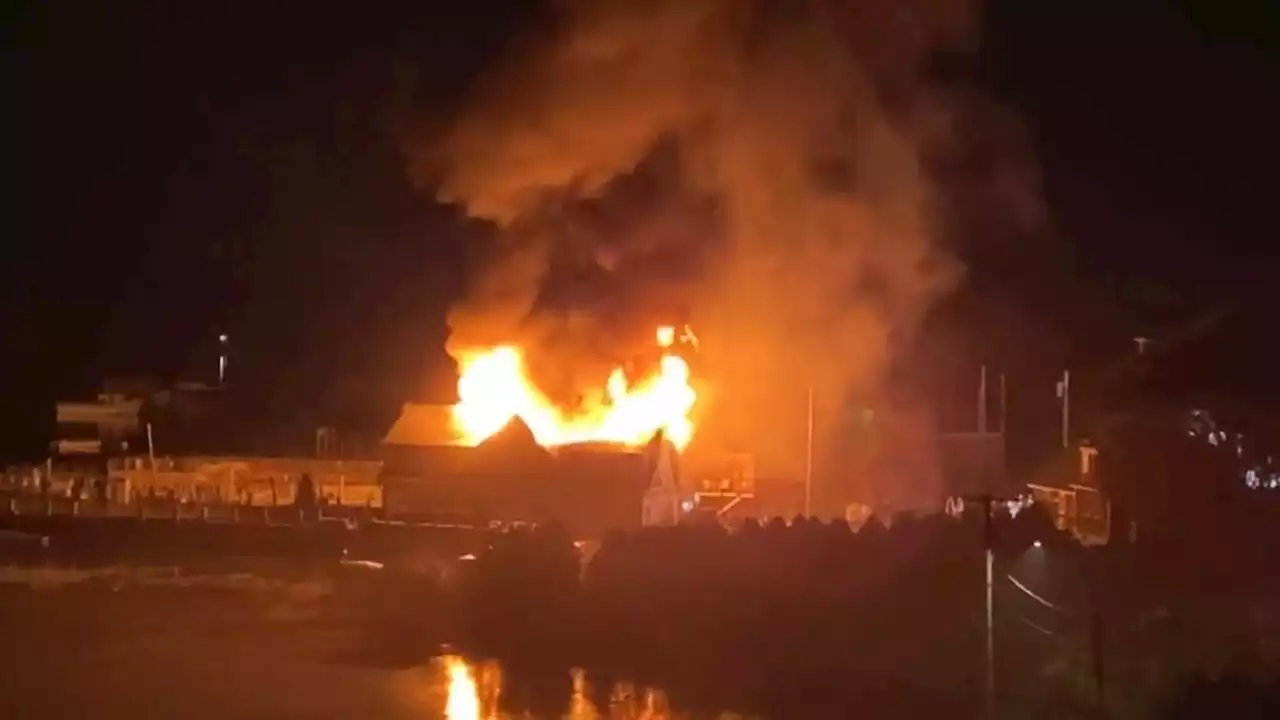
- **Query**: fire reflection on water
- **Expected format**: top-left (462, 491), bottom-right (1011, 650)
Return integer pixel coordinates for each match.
top-left (434, 655), bottom-right (748, 719)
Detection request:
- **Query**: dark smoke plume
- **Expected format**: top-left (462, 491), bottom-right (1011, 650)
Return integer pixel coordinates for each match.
top-left (411, 0), bottom-right (1031, 476)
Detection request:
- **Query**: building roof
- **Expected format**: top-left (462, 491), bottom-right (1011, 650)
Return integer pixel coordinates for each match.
top-left (382, 403), bottom-right (462, 447)
top-left (381, 403), bottom-right (665, 454)
top-left (1026, 443), bottom-right (1098, 492)
top-left (55, 399), bottom-right (143, 426)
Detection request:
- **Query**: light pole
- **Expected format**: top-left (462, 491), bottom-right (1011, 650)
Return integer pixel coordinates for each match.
top-left (218, 333), bottom-right (229, 386)
top-left (1056, 369), bottom-right (1070, 450)
top-left (980, 497), bottom-right (995, 720)
top-left (804, 385), bottom-right (814, 516)
top-left (961, 493), bottom-right (1015, 720)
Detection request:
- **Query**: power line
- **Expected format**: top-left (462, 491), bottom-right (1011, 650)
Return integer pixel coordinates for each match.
top-left (1016, 615), bottom-right (1057, 638)
top-left (1006, 572), bottom-right (1070, 615)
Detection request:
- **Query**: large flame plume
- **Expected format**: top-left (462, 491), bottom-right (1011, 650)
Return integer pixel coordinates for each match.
top-left (404, 0), bottom-right (1043, 479)
top-left (451, 325), bottom-right (696, 449)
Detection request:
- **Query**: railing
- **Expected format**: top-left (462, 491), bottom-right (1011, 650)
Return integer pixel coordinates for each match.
top-left (1027, 484), bottom-right (1111, 545)
top-left (0, 490), bottom-right (381, 525)
top-left (714, 494), bottom-right (744, 517)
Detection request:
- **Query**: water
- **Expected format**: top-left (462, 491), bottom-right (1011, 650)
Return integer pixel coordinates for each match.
top-left (0, 571), bottom-right (750, 719)
top-left (409, 656), bottom-right (749, 719)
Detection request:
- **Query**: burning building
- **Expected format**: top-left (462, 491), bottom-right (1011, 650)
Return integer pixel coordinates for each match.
top-left (378, 320), bottom-right (789, 533)
top-left (392, 0), bottom-right (1049, 527)
top-left (449, 325), bottom-right (698, 450)
top-left (379, 326), bottom-right (694, 536)
top-left (380, 408), bottom-right (668, 538)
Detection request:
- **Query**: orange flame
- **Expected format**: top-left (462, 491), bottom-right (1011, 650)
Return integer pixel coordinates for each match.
top-left (655, 325), bottom-right (675, 348)
top-left (444, 657), bottom-right (479, 720)
top-left (451, 326), bottom-right (696, 450)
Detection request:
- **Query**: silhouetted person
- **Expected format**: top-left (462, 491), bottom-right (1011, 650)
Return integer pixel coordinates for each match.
top-left (295, 473), bottom-right (317, 522)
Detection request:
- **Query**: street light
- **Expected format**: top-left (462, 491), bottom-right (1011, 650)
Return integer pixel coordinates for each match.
top-left (218, 333), bottom-right (228, 385)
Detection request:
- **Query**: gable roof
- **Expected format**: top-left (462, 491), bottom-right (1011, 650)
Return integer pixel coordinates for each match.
top-left (382, 403), bottom-right (462, 447)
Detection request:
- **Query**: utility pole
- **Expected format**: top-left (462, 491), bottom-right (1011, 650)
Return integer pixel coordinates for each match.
top-left (999, 373), bottom-right (1008, 464)
top-left (1056, 370), bottom-right (1071, 449)
top-left (218, 333), bottom-right (229, 386)
top-left (960, 493), bottom-right (1012, 720)
top-left (981, 497), bottom-right (995, 720)
top-left (146, 422), bottom-right (158, 489)
top-left (804, 385), bottom-right (814, 516)
top-left (999, 373), bottom-right (1007, 435)
top-left (1091, 611), bottom-right (1105, 709)
top-left (978, 365), bottom-right (988, 434)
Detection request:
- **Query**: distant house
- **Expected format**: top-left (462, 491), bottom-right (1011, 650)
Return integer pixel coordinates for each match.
top-left (859, 421), bottom-right (1011, 515)
top-left (1027, 442), bottom-right (1111, 545)
top-left (378, 403), bottom-right (659, 536)
top-left (52, 393), bottom-right (144, 458)
top-left (51, 377), bottom-right (229, 461)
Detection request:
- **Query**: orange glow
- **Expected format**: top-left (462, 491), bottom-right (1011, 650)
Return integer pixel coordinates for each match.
top-left (451, 326), bottom-right (696, 450)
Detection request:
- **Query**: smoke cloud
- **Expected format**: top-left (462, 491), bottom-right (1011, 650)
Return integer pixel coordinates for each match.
top-left (412, 0), bottom-right (1020, 475)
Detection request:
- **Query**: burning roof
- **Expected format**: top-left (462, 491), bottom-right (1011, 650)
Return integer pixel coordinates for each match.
top-left (379, 406), bottom-right (662, 535)
top-left (385, 324), bottom-right (696, 456)
top-left (382, 403), bottom-right (464, 447)
top-left (382, 403), bottom-right (664, 459)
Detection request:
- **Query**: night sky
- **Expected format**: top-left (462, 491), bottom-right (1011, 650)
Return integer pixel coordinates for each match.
top-left (6, 0), bottom-right (1278, 463)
